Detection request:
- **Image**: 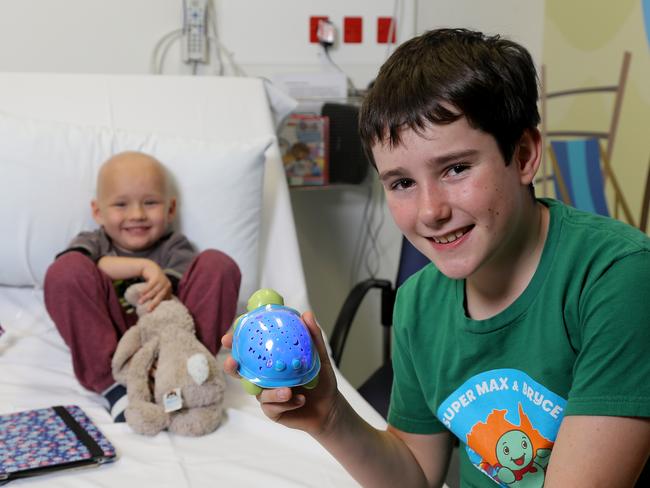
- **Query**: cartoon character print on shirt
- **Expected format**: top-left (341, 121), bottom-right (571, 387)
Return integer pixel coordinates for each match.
top-left (467, 404), bottom-right (552, 486)
top-left (437, 369), bottom-right (567, 487)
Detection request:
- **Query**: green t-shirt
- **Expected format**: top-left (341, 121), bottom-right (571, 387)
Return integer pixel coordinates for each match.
top-left (389, 199), bottom-right (650, 487)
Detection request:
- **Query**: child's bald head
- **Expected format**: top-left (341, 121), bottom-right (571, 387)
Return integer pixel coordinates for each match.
top-left (96, 151), bottom-right (172, 201)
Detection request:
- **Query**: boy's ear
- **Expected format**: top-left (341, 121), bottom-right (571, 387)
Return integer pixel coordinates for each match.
top-left (91, 199), bottom-right (103, 225)
top-left (167, 197), bottom-right (177, 221)
top-left (514, 128), bottom-right (542, 186)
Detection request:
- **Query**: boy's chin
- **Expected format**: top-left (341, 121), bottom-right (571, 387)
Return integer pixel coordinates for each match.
top-left (430, 259), bottom-right (476, 281)
top-left (113, 239), bottom-right (154, 253)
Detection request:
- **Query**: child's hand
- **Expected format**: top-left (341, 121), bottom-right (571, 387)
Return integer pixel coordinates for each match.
top-left (139, 260), bottom-right (173, 312)
top-left (222, 311), bottom-right (341, 436)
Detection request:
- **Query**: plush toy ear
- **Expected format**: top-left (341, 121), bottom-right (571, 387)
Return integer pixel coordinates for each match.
top-left (187, 353), bottom-right (209, 385)
top-left (124, 283), bottom-right (152, 317)
top-left (124, 283), bottom-right (142, 305)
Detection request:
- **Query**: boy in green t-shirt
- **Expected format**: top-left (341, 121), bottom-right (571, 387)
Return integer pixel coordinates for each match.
top-left (223, 28), bottom-right (650, 486)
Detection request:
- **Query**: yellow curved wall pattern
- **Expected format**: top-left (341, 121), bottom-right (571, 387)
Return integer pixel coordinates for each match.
top-left (546, 0), bottom-right (636, 49)
top-left (543, 0), bottom-right (650, 232)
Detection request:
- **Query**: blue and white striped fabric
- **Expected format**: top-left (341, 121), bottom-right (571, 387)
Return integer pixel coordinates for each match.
top-left (641, 0), bottom-right (650, 47)
top-left (550, 138), bottom-right (610, 217)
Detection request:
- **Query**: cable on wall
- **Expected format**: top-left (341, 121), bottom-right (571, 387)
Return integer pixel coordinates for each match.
top-left (349, 179), bottom-right (387, 285)
top-left (363, 183), bottom-right (386, 279)
top-left (317, 19), bottom-right (360, 97)
top-left (350, 184), bottom-right (375, 285)
top-left (150, 0), bottom-right (245, 76)
top-left (151, 29), bottom-right (183, 74)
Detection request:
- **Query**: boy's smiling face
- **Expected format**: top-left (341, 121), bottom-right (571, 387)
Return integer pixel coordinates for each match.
top-left (92, 153), bottom-right (176, 253)
top-left (374, 116), bottom-right (538, 282)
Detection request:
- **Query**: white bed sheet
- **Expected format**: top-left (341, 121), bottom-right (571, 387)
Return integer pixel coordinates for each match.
top-left (0, 287), bottom-right (386, 487)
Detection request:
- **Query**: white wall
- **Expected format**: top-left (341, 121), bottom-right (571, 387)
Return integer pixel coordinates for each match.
top-left (1, 0), bottom-right (545, 388)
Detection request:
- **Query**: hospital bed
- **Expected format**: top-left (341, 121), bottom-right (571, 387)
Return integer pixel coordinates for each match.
top-left (0, 73), bottom-right (386, 487)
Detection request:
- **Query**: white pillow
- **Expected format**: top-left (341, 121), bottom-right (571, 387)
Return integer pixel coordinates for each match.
top-left (0, 112), bottom-right (270, 306)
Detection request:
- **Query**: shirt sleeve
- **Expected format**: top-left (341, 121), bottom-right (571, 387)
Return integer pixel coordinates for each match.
top-left (566, 251), bottom-right (650, 417)
top-left (158, 232), bottom-right (196, 281)
top-left (388, 287), bottom-right (448, 434)
top-left (56, 230), bottom-right (102, 261)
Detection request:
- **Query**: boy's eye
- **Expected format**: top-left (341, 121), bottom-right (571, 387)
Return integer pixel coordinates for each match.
top-left (447, 163), bottom-right (469, 176)
top-left (390, 178), bottom-right (415, 191)
top-left (144, 200), bottom-right (160, 206)
top-left (111, 202), bottom-right (126, 208)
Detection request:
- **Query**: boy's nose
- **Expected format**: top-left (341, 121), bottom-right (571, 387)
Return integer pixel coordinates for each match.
top-left (127, 204), bottom-right (146, 219)
top-left (418, 189), bottom-right (451, 225)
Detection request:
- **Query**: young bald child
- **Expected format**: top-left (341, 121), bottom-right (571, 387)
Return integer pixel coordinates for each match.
top-left (44, 151), bottom-right (241, 422)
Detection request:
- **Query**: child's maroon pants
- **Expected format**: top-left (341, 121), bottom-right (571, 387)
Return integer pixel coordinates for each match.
top-left (44, 250), bottom-right (241, 393)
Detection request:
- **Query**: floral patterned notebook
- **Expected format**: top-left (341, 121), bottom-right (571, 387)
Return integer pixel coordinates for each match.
top-left (0, 405), bottom-right (116, 484)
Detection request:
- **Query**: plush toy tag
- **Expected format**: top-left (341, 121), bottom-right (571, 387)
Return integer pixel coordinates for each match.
top-left (163, 388), bottom-right (183, 413)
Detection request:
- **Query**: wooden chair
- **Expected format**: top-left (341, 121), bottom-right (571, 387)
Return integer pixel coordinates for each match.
top-left (538, 51), bottom-right (649, 229)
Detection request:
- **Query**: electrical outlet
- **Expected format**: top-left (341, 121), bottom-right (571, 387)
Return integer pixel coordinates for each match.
top-left (310, 16), bottom-right (329, 43)
top-left (343, 17), bottom-right (363, 43)
top-left (377, 17), bottom-right (396, 44)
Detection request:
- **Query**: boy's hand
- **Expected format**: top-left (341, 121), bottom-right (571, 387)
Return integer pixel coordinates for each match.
top-left (139, 260), bottom-right (172, 312)
top-left (222, 311), bottom-right (341, 437)
top-left (96, 256), bottom-right (173, 312)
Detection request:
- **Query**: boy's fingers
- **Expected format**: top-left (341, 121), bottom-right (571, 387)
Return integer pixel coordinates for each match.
top-left (221, 331), bottom-right (233, 349)
top-left (223, 354), bottom-right (240, 379)
top-left (258, 387), bottom-right (292, 404)
top-left (147, 288), bottom-right (168, 311)
top-left (301, 310), bottom-right (330, 366)
top-left (138, 282), bottom-right (157, 304)
top-left (260, 395), bottom-right (306, 418)
top-left (147, 295), bottom-right (162, 313)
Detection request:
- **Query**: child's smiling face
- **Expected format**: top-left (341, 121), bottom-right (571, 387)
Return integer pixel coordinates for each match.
top-left (92, 153), bottom-right (176, 253)
top-left (374, 116), bottom-right (538, 282)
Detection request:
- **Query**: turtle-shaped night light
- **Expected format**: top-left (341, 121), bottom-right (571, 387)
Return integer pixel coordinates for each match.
top-left (231, 289), bottom-right (320, 395)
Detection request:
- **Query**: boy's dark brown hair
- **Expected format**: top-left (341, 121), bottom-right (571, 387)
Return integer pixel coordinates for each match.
top-left (359, 28), bottom-right (540, 167)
